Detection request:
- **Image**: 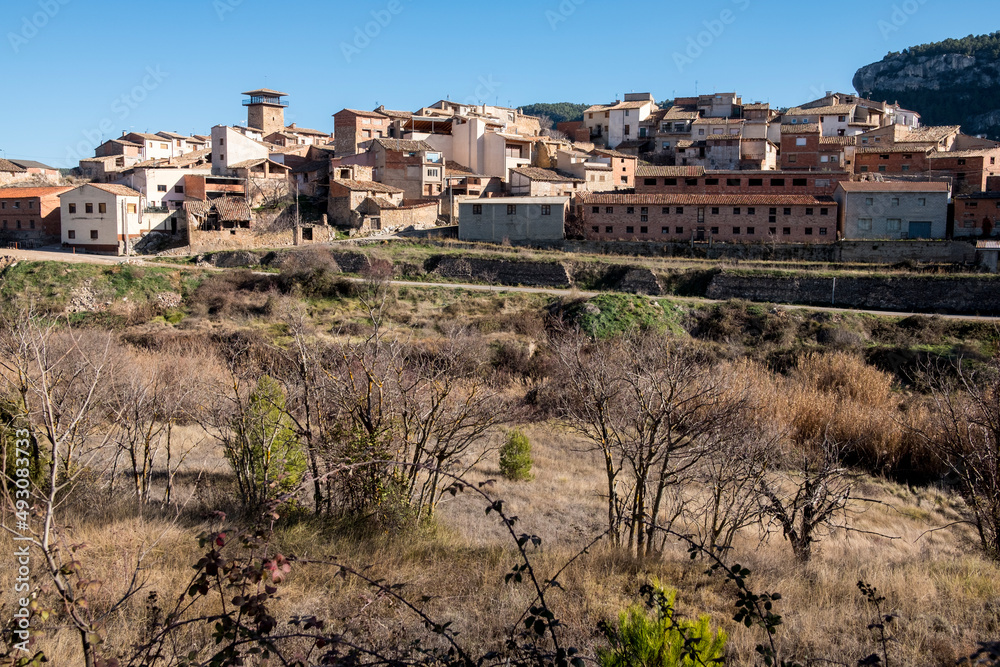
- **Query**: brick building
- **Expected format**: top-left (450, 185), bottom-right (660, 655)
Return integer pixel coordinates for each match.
top-left (927, 148), bottom-right (1000, 195)
top-left (333, 109), bottom-right (390, 157)
top-left (954, 192), bottom-right (1000, 237)
top-left (0, 186), bottom-right (73, 246)
top-left (0, 159), bottom-right (27, 185)
top-left (370, 138), bottom-right (445, 199)
top-left (578, 193), bottom-right (837, 243)
top-left (834, 181), bottom-right (950, 240)
top-left (635, 167), bottom-right (850, 196)
top-left (854, 146), bottom-right (934, 176)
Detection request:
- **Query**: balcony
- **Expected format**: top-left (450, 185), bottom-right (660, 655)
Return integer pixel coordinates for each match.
top-left (243, 96), bottom-right (288, 107)
top-left (145, 206), bottom-right (169, 214)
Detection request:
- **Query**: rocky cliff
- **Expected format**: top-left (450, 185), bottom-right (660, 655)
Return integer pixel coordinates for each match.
top-left (854, 33), bottom-right (1000, 139)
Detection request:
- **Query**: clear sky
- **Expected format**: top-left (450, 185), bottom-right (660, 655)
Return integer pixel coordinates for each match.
top-left (0, 0), bottom-right (995, 168)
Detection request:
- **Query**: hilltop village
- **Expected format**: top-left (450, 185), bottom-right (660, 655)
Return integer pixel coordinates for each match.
top-left (2, 89), bottom-right (999, 263)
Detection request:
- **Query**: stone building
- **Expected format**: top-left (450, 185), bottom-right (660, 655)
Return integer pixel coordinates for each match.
top-left (0, 186), bottom-right (73, 246)
top-left (834, 181), bottom-right (950, 240)
top-left (333, 109), bottom-right (390, 157)
top-left (243, 88), bottom-right (288, 137)
top-left (459, 196), bottom-right (568, 243)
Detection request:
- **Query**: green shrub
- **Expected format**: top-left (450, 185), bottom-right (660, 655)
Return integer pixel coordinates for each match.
top-left (597, 582), bottom-right (727, 667)
top-left (499, 429), bottom-right (533, 481)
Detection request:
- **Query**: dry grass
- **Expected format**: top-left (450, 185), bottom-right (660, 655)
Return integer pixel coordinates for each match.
top-left (3, 417), bottom-right (998, 666)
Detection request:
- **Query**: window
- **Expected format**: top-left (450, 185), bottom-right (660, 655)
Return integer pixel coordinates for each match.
top-left (665, 178), bottom-right (677, 186)
top-left (891, 198), bottom-right (899, 206)
top-left (793, 178), bottom-right (807, 187)
top-left (662, 207), bottom-right (670, 214)
top-left (662, 227), bottom-right (669, 234)
top-left (127, 204), bottom-right (137, 214)
top-left (626, 226), bottom-right (634, 234)
top-left (427, 169), bottom-right (439, 178)
top-left (507, 205), bottom-right (516, 215)
top-left (686, 178), bottom-right (698, 186)
top-left (917, 198), bottom-right (926, 207)
top-left (644, 178), bottom-right (657, 186)
top-left (29, 220), bottom-right (34, 229)
top-left (865, 198), bottom-right (874, 206)
top-left (473, 204), bottom-right (483, 215)
top-left (640, 207), bottom-right (648, 215)
top-left (624, 125), bottom-right (630, 136)
top-left (788, 155), bottom-right (797, 163)
top-left (606, 207), bottom-right (614, 214)
top-left (860, 166), bottom-right (869, 173)
top-left (859, 218), bottom-right (872, 231)
top-left (711, 227), bottom-right (719, 235)
top-left (727, 178), bottom-right (741, 186)
top-left (748, 207), bottom-right (756, 215)
top-left (796, 138), bottom-right (807, 146)
top-left (68, 230), bottom-right (75, 239)
top-left (748, 178), bottom-right (762, 186)
top-left (769, 227), bottom-right (777, 235)
top-left (15, 221), bottom-right (20, 229)
top-left (838, 115), bottom-right (847, 122)
top-left (627, 207), bottom-right (635, 215)
top-left (704, 178), bottom-right (720, 185)
top-left (90, 230), bottom-right (98, 239)
top-left (606, 226), bottom-right (613, 233)
top-left (592, 226), bottom-right (599, 233)
top-left (160, 143), bottom-right (169, 150)
top-left (28, 201), bottom-right (34, 209)
top-left (662, 142), bottom-right (670, 150)
top-left (782, 227), bottom-right (791, 235)
top-left (821, 208), bottom-right (829, 216)
top-left (174, 185), bottom-right (185, 194)
top-left (675, 227), bottom-right (684, 234)
top-left (733, 208), bottom-right (741, 215)
top-left (621, 176), bottom-right (628, 184)
top-left (641, 215), bottom-right (648, 222)
top-left (12, 202), bottom-right (19, 209)
top-left (783, 208), bottom-right (792, 216)
top-left (901, 165), bottom-right (910, 172)
top-left (806, 208), bottom-right (814, 215)
top-left (878, 166), bottom-right (887, 172)
top-left (733, 227), bottom-right (741, 235)
top-left (887, 219), bottom-right (901, 231)
top-left (541, 205), bottom-right (551, 216)
top-left (770, 178), bottom-right (785, 187)
top-left (68, 203), bottom-right (76, 213)
top-left (640, 226), bottom-right (648, 233)
top-left (816, 179), bottom-right (830, 187)
top-left (85, 203), bottom-right (93, 213)
top-left (157, 184), bottom-right (168, 192)
top-left (711, 207), bottom-right (720, 215)
top-left (805, 228), bottom-right (813, 235)
top-left (676, 207), bottom-right (684, 214)
top-left (98, 203), bottom-right (107, 214)
top-left (819, 228), bottom-right (828, 236)
top-left (746, 227), bottom-right (755, 235)
top-left (958, 159), bottom-right (967, 166)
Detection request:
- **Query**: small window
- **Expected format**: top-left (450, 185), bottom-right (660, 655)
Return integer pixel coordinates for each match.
top-left (733, 227), bottom-right (741, 235)
top-left (541, 205), bottom-right (551, 216)
top-left (806, 208), bottom-right (814, 215)
top-left (788, 155), bottom-right (798, 163)
top-left (69, 203), bottom-right (76, 214)
top-left (747, 207), bottom-right (756, 215)
top-left (686, 178), bottom-right (698, 186)
top-left (175, 185), bottom-right (184, 193)
top-left (676, 207), bottom-right (684, 214)
top-left (805, 228), bottom-right (813, 235)
top-left (711, 227), bottom-right (719, 234)
top-left (626, 226), bottom-right (634, 234)
top-left (627, 207), bottom-right (635, 215)
top-left (606, 207), bottom-right (614, 214)
top-left (592, 206), bottom-right (600, 214)
top-left (727, 178), bottom-right (740, 187)
top-left (746, 227), bottom-right (755, 235)
top-left (473, 204), bottom-right (483, 215)
top-left (796, 138), bottom-right (807, 146)
top-left (592, 226), bottom-right (599, 233)
top-left (605, 226), bottom-right (613, 233)
top-left (859, 218), bottom-right (872, 231)
top-left (705, 178), bottom-right (720, 185)
top-left (878, 166), bottom-right (887, 173)
top-left (90, 230), bottom-right (99, 239)
top-left (782, 227), bottom-right (791, 235)
top-left (644, 178), bottom-right (657, 186)
top-left (661, 227), bottom-right (669, 234)
top-left (748, 178), bottom-right (762, 186)
top-left (98, 203), bottom-right (107, 214)
top-left (887, 219), bottom-right (901, 231)
top-left (918, 198), bottom-right (926, 207)
top-left (711, 207), bottom-right (720, 215)
top-left (507, 205), bottom-right (516, 215)
top-left (85, 203), bottom-right (93, 213)
top-left (821, 208), bottom-right (829, 216)
top-left (770, 179), bottom-right (785, 187)
top-left (891, 198), bottom-right (899, 206)
top-left (859, 166), bottom-right (869, 173)
top-left (675, 227), bottom-right (683, 234)
top-left (819, 228), bottom-right (828, 235)
top-left (662, 207), bottom-right (670, 214)
top-left (733, 207), bottom-right (741, 215)
top-left (665, 178), bottom-right (677, 186)
top-left (793, 179), bottom-right (807, 187)
top-left (640, 226), bottom-right (648, 233)
top-left (29, 220), bottom-right (34, 229)
top-left (68, 230), bottom-right (75, 239)
top-left (127, 204), bottom-right (137, 214)
top-left (157, 185), bottom-right (168, 192)
top-left (769, 227), bottom-right (777, 235)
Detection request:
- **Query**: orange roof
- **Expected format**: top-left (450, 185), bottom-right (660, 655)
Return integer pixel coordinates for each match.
top-left (87, 183), bottom-right (142, 197)
top-left (580, 193), bottom-right (835, 205)
top-left (0, 186), bottom-right (74, 198)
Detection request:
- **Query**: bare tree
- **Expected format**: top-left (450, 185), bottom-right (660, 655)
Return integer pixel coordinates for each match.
top-left (921, 359), bottom-right (1000, 559)
top-left (756, 439), bottom-right (854, 563)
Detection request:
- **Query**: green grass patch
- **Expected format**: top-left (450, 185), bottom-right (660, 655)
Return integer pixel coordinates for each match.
top-left (566, 294), bottom-right (686, 339)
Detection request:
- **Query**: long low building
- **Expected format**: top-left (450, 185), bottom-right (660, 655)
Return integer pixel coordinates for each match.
top-left (833, 181), bottom-right (950, 240)
top-left (459, 196), bottom-right (568, 243)
top-left (577, 193), bottom-right (837, 243)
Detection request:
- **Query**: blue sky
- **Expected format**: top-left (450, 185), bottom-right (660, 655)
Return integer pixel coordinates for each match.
top-left (0, 0), bottom-right (994, 168)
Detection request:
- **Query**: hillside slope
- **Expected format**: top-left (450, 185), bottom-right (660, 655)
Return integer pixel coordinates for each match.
top-left (854, 32), bottom-right (1000, 138)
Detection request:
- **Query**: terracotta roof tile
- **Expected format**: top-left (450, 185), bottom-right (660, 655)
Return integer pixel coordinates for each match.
top-left (187, 196), bottom-right (252, 221)
top-left (511, 167), bottom-right (583, 183)
top-left (372, 138), bottom-right (436, 152)
top-left (87, 183), bottom-right (142, 197)
top-left (331, 179), bottom-right (404, 194)
top-left (636, 166), bottom-right (706, 177)
top-left (581, 193), bottom-right (835, 205)
top-left (0, 186), bottom-right (73, 198)
top-left (836, 181), bottom-right (950, 192)
top-left (781, 124), bottom-right (820, 134)
top-left (0, 159), bottom-right (26, 173)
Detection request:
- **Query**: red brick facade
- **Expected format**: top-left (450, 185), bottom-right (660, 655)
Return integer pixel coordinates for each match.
top-left (578, 193), bottom-right (838, 243)
top-left (0, 186), bottom-right (73, 246)
top-left (954, 193), bottom-right (1000, 236)
top-left (854, 148), bottom-right (932, 176)
top-left (635, 168), bottom-right (850, 196)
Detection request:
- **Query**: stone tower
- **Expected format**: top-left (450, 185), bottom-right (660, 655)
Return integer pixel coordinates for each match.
top-left (243, 88), bottom-right (288, 136)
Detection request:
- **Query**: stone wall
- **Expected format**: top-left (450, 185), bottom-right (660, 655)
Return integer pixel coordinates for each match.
top-left (706, 270), bottom-right (1000, 314)
top-left (428, 256), bottom-right (571, 288)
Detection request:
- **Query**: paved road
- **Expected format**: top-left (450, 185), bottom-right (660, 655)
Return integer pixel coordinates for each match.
top-left (4, 246), bottom-right (999, 322)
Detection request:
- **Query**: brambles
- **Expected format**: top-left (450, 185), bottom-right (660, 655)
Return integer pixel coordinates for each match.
top-left (500, 429), bottom-right (534, 481)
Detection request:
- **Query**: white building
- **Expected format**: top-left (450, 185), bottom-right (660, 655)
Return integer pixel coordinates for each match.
top-left (59, 183), bottom-right (146, 254)
top-left (211, 125), bottom-right (269, 174)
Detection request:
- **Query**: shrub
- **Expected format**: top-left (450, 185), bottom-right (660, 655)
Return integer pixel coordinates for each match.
top-left (597, 583), bottom-right (727, 667)
top-left (499, 429), bottom-right (533, 481)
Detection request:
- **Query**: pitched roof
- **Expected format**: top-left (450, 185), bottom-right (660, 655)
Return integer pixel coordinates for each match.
top-left (445, 162), bottom-right (486, 177)
top-left (929, 149), bottom-right (1000, 159)
top-left (335, 108), bottom-right (389, 119)
top-left (290, 159), bottom-right (330, 174)
top-left (8, 160), bottom-right (57, 170)
top-left (187, 196), bottom-right (252, 221)
top-left (742, 103), bottom-right (770, 110)
top-left (511, 167), bottom-right (583, 183)
top-left (580, 193), bottom-right (835, 205)
top-left (331, 179), bottom-right (404, 194)
top-left (229, 158), bottom-right (291, 170)
top-left (819, 136), bottom-right (857, 146)
top-left (904, 125), bottom-right (961, 142)
top-left (285, 125), bottom-right (329, 136)
top-left (108, 139), bottom-right (143, 148)
top-left (243, 88), bottom-right (288, 96)
top-left (855, 145), bottom-right (934, 154)
top-left (375, 107), bottom-right (414, 119)
top-left (87, 183), bottom-right (142, 197)
top-left (661, 106), bottom-right (701, 120)
top-left (126, 132), bottom-right (165, 141)
top-left (836, 181), bottom-right (950, 193)
top-left (156, 131), bottom-right (193, 141)
top-left (0, 186), bottom-right (73, 198)
top-left (693, 117), bottom-right (744, 125)
top-left (592, 148), bottom-right (636, 159)
top-left (781, 123), bottom-right (820, 134)
top-left (371, 138), bottom-right (436, 152)
top-left (785, 104), bottom-right (856, 116)
top-left (636, 165), bottom-right (706, 177)
top-left (361, 196), bottom-right (399, 212)
top-left (0, 158), bottom-right (26, 172)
